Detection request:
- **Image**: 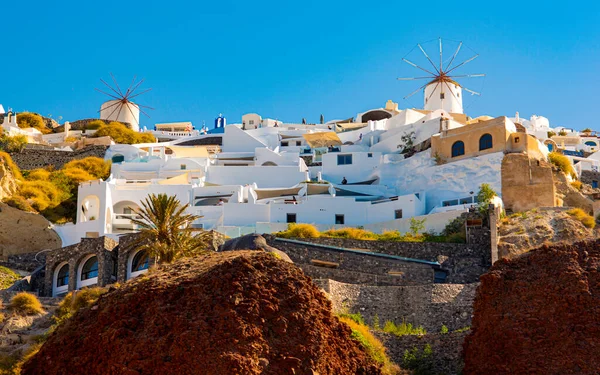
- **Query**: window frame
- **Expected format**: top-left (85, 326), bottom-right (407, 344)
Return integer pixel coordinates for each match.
top-left (451, 141), bottom-right (465, 158)
top-left (335, 214), bottom-right (345, 225)
top-left (337, 154), bottom-right (353, 165)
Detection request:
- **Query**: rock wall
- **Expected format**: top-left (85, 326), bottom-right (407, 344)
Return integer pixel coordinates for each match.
top-left (266, 237), bottom-right (435, 286)
top-left (317, 279), bottom-right (475, 332)
top-left (377, 331), bottom-right (468, 375)
top-left (9, 145), bottom-right (108, 170)
top-left (463, 239), bottom-right (600, 374)
top-left (280, 236), bottom-right (491, 284)
top-left (501, 153), bottom-right (556, 212)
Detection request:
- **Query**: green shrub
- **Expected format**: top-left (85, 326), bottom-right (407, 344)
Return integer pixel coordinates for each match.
top-left (455, 326), bottom-right (471, 333)
top-left (383, 320), bottom-right (426, 337)
top-left (440, 325), bottom-right (449, 334)
top-left (477, 183), bottom-right (498, 216)
top-left (567, 208), bottom-right (596, 229)
top-left (548, 152), bottom-right (575, 177)
top-left (338, 311), bottom-right (365, 325)
top-left (409, 217), bottom-right (426, 236)
top-left (402, 344), bottom-right (433, 375)
top-left (54, 287), bottom-right (108, 325)
top-left (321, 227), bottom-right (376, 240)
top-left (10, 292), bottom-right (44, 315)
top-left (0, 266), bottom-right (21, 289)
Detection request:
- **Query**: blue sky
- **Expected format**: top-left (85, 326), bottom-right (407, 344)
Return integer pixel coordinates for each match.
top-left (4, 0), bottom-right (600, 130)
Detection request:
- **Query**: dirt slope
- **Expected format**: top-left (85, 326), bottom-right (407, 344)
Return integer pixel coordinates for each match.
top-left (463, 239), bottom-right (600, 374)
top-left (0, 203), bottom-right (61, 257)
top-left (23, 251), bottom-right (382, 375)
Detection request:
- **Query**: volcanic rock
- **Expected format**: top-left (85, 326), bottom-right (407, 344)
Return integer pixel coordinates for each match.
top-left (22, 251), bottom-right (380, 375)
top-left (220, 233), bottom-right (293, 263)
top-left (463, 239), bottom-right (600, 374)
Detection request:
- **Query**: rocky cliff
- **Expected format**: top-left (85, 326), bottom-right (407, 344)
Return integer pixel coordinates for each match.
top-left (0, 154), bottom-right (17, 200)
top-left (463, 239), bottom-right (600, 374)
top-left (23, 251), bottom-right (383, 375)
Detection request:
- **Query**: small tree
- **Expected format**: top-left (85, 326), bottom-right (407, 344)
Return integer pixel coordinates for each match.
top-left (409, 217), bottom-right (426, 236)
top-left (477, 183), bottom-right (498, 217)
top-left (130, 193), bottom-right (209, 263)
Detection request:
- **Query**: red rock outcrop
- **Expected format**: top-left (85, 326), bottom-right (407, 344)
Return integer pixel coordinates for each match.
top-left (463, 239), bottom-right (600, 374)
top-left (23, 251), bottom-right (382, 375)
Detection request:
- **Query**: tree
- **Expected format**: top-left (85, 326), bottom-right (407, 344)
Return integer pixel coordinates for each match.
top-left (129, 193), bottom-right (209, 263)
top-left (477, 183), bottom-right (498, 216)
top-left (409, 217), bottom-right (426, 236)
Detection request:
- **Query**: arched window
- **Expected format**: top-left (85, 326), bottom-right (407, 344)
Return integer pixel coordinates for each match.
top-left (451, 141), bottom-right (465, 157)
top-left (57, 264), bottom-right (69, 287)
top-left (132, 251), bottom-right (149, 272)
top-left (479, 134), bottom-right (493, 151)
top-left (81, 256), bottom-right (98, 280)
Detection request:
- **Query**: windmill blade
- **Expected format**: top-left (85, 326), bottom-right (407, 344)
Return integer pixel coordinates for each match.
top-left (446, 55), bottom-right (479, 74)
top-left (100, 78), bottom-right (124, 99)
top-left (439, 38), bottom-right (443, 73)
top-left (124, 103), bottom-right (142, 127)
top-left (127, 78), bottom-right (145, 97)
top-left (417, 44), bottom-right (440, 74)
top-left (443, 81), bottom-right (461, 102)
top-left (106, 102), bottom-right (124, 120)
top-left (94, 88), bottom-right (121, 100)
top-left (427, 81), bottom-right (440, 101)
top-left (136, 104), bottom-right (155, 110)
top-left (445, 41), bottom-right (462, 71)
top-left (403, 82), bottom-right (429, 100)
top-left (110, 73), bottom-right (125, 97)
top-left (449, 74), bottom-right (485, 78)
top-left (138, 106), bottom-right (152, 118)
top-left (115, 101), bottom-right (124, 122)
top-left (128, 88), bottom-right (152, 100)
top-left (397, 76), bottom-right (434, 81)
top-left (97, 100), bottom-right (124, 113)
top-left (124, 75), bottom-right (137, 98)
top-left (463, 87), bottom-right (481, 96)
top-left (402, 58), bottom-right (437, 76)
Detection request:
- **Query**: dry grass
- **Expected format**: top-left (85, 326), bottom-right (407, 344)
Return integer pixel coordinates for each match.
top-left (276, 223), bottom-right (321, 238)
top-left (339, 316), bottom-right (402, 375)
top-left (567, 208), bottom-right (596, 229)
top-left (10, 293), bottom-right (44, 316)
top-left (570, 181), bottom-right (582, 191)
top-left (548, 152), bottom-right (576, 178)
top-left (321, 227), bottom-right (377, 240)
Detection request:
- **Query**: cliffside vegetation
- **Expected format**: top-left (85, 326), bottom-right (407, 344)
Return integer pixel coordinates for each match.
top-left (90, 121), bottom-right (155, 144)
top-left (2, 153), bottom-right (111, 223)
top-left (548, 152), bottom-right (576, 178)
top-left (16, 113), bottom-right (51, 134)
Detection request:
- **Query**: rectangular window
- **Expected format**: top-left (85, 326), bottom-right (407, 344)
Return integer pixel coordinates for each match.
top-left (180, 164), bottom-right (187, 170)
top-left (123, 207), bottom-right (132, 215)
top-left (249, 120), bottom-right (255, 125)
top-left (286, 213), bottom-right (297, 223)
top-left (281, 141), bottom-right (289, 147)
top-left (515, 137), bottom-right (520, 143)
top-left (335, 214), bottom-right (345, 225)
top-left (394, 209), bottom-right (403, 219)
top-left (296, 141), bottom-right (302, 146)
top-left (337, 154), bottom-right (353, 165)
top-left (368, 153), bottom-right (373, 158)
top-left (440, 92), bottom-right (445, 99)
top-left (459, 197), bottom-right (473, 204)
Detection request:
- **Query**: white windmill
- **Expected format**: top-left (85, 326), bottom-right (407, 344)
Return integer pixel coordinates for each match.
top-left (96, 74), bottom-right (153, 132)
top-left (398, 38), bottom-right (485, 114)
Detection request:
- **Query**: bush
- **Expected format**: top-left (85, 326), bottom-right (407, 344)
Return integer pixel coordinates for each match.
top-left (339, 316), bottom-right (401, 375)
top-left (558, 130), bottom-right (567, 136)
top-left (547, 131), bottom-right (556, 138)
top-left (63, 157), bottom-right (111, 180)
top-left (440, 325), bottom-right (449, 334)
top-left (477, 183), bottom-right (498, 216)
top-left (54, 287), bottom-right (107, 325)
top-left (85, 120), bottom-right (106, 130)
top-left (409, 217), bottom-right (426, 236)
top-left (338, 311), bottom-right (366, 325)
top-left (0, 134), bottom-right (28, 153)
top-left (3, 195), bottom-right (35, 212)
top-left (16, 112), bottom-right (51, 134)
top-left (0, 266), bottom-right (21, 289)
top-left (548, 152), bottom-right (576, 178)
top-left (321, 227), bottom-right (376, 240)
top-left (402, 344), bottom-right (433, 375)
top-left (571, 181), bottom-right (582, 191)
top-left (0, 151), bottom-right (23, 180)
top-left (383, 320), bottom-right (426, 337)
top-left (567, 208), bottom-right (596, 229)
top-left (10, 292), bottom-right (44, 315)
top-left (276, 223), bottom-right (320, 238)
top-left (91, 121), bottom-right (155, 144)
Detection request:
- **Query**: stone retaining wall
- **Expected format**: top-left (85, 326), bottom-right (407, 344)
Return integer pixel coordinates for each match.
top-left (287, 237), bottom-right (490, 284)
top-left (376, 331), bottom-right (468, 375)
top-left (267, 237), bottom-right (434, 286)
top-left (10, 145), bottom-right (108, 170)
top-left (317, 279), bottom-right (476, 331)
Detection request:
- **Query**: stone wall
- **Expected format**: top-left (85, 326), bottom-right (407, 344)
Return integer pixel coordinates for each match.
top-left (317, 279), bottom-right (476, 331)
top-left (377, 331), bottom-right (468, 375)
top-left (502, 153), bottom-right (556, 212)
top-left (580, 170), bottom-right (600, 186)
top-left (267, 237), bottom-right (435, 286)
top-left (44, 236), bottom-right (117, 296)
top-left (278, 237), bottom-right (490, 284)
top-left (10, 145), bottom-right (108, 170)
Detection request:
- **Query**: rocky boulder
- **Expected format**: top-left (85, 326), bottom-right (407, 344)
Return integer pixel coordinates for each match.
top-left (220, 234), bottom-right (293, 263)
top-left (23, 251), bottom-right (381, 375)
top-left (463, 239), bottom-right (600, 374)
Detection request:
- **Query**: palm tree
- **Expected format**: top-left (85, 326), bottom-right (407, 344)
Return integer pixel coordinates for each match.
top-left (129, 193), bottom-right (208, 263)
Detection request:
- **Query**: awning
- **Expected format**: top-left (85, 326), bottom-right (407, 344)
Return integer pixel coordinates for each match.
top-left (167, 146), bottom-right (209, 158)
top-left (302, 132), bottom-right (342, 148)
top-left (157, 172), bottom-right (189, 185)
top-left (255, 187), bottom-right (302, 200)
